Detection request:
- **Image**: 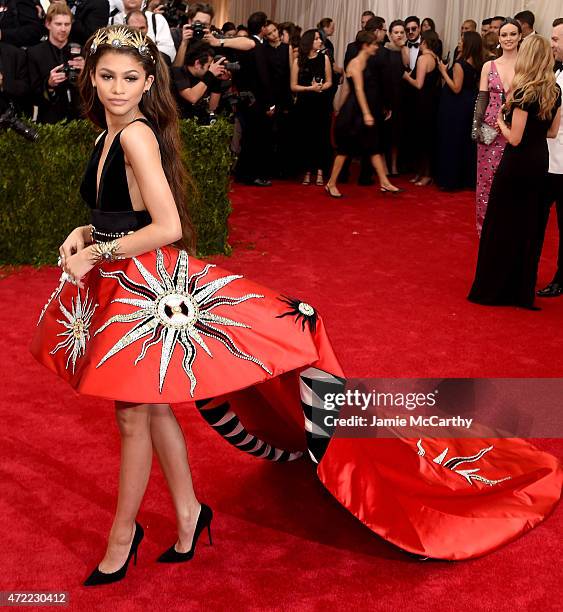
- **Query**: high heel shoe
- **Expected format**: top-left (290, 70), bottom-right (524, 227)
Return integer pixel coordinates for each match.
top-left (325, 184), bottom-right (343, 198)
top-left (156, 503), bottom-right (213, 563)
top-left (380, 186), bottom-right (404, 194)
top-left (83, 522), bottom-right (144, 586)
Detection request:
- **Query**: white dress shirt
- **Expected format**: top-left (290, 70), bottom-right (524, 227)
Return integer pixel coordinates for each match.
top-left (548, 69), bottom-right (563, 175)
top-left (408, 37), bottom-right (421, 71)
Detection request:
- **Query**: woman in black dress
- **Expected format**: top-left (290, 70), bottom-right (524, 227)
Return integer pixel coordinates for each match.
top-left (290, 28), bottom-right (332, 186)
top-left (468, 35), bottom-right (561, 309)
top-left (325, 30), bottom-right (400, 197)
top-left (403, 30), bottom-right (442, 186)
top-left (436, 31), bottom-right (482, 190)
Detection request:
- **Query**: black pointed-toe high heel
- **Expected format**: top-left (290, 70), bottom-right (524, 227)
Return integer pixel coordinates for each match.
top-left (84, 522), bottom-right (144, 587)
top-left (156, 503), bottom-right (213, 563)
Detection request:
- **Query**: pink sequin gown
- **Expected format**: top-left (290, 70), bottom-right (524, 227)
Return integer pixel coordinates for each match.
top-left (476, 61), bottom-right (508, 235)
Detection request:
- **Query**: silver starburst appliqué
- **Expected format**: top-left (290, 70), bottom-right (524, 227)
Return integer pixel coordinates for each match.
top-left (417, 439), bottom-right (511, 486)
top-left (51, 289), bottom-right (98, 373)
top-left (94, 249), bottom-right (272, 395)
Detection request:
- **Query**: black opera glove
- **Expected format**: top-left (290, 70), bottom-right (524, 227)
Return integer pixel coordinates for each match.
top-left (472, 90), bottom-right (490, 142)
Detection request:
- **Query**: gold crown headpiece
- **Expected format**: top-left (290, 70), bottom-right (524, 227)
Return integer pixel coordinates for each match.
top-left (90, 27), bottom-right (156, 63)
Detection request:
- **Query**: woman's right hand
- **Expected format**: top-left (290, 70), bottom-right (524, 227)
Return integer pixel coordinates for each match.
top-left (363, 112), bottom-right (374, 126)
top-left (310, 80), bottom-right (323, 92)
top-left (59, 226), bottom-right (90, 264)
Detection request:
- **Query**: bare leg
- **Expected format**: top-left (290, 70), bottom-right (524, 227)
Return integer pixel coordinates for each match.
top-left (98, 402), bottom-right (153, 573)
top-left (326, 155), bottom-right (347, 196)
top-left (391, 146), bottom-right (399, 175)
top-left (150, 403), bottom-right (200, 553)
top-left (371, 154), bottom-right (399, 191)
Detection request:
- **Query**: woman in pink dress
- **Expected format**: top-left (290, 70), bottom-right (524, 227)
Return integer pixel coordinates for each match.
top-left (473, 19), bottom-right (521, 234)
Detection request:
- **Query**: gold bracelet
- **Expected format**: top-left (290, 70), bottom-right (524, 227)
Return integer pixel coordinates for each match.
top-left (90, 239), bottom-right (124, 264)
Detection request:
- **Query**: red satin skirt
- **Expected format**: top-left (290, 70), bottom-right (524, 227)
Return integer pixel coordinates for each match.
top-left (31, 247), bottom-right (343, 405)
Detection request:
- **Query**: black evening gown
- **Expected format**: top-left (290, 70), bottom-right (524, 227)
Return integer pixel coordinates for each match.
top-left (293, 53), bottom-right (332, 174)
top-left (334, 62), bottom-right (384, 157)
top-left (381, 46), bottom-right (406, 152)
top-left (468, 87), bottom-right (562, 308)
top-left (436, 60), bottom-right (479, 190)
top-left (413, 58), bottom-right (441, 177)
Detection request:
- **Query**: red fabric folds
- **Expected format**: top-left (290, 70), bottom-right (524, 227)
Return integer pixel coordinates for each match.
top-left (317, 436), bottom-right (562, 560)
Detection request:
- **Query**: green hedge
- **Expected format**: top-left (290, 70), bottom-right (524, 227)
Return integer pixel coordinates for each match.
top-left (0, 118), bottom-right (233, 265)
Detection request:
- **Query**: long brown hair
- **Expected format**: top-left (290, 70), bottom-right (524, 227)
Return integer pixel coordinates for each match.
top-left (507, 34), bottom-right (559, 121)
top-left (460, 30), bottom-right (484, 73)
top-left (79, 25), bottom-right (196, 254)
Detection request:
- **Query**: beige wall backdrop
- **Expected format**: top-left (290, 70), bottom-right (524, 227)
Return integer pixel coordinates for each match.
top-left (220, 0), bottom-right (563, 66)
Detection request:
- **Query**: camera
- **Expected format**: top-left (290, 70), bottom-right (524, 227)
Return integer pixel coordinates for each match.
top-left (58, 62), bottom-right (79, 84)
top-left (214, 55), bottom-right (240, 72)
top-left (0, 103), bottom-right (39, 142)
top-left (188, 21), bottom-right (207, 41)
top-left (58, 43), bottom-right (82, 84)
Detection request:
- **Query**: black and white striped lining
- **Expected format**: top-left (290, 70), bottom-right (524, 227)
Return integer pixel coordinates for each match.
top-left (196, 399), bottom-right (303, 461)
top-left (299, 367), bottom-right (346, 464)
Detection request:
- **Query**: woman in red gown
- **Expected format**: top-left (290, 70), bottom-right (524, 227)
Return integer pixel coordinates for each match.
top-left (32, 26), bottom-right (562, 586)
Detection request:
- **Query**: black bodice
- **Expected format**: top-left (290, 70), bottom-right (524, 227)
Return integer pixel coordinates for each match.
top-left (80, 117), bottom-right (154, 238)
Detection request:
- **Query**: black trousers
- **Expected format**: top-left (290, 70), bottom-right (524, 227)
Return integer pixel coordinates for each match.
top-left (236, 104), bottom-right (273, 182)
top-left (539, 173), bottom-right (563, 284)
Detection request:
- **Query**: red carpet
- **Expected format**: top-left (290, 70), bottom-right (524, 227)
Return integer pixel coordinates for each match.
top-left (1, 177), bottom-right (561, 610)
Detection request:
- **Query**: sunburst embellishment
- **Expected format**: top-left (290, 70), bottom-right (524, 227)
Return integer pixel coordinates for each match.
top-left (94, 249), bottom-right (272, 396)
top-left (417, 439), bottom-right (511, 486)
top-left (51, 289), bottom-right (98, 373)
top-left (276, 295), bottom-right (318, 332)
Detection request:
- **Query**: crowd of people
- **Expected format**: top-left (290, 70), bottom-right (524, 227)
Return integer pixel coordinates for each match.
top-left (1, 2), bottom-right (562, 307)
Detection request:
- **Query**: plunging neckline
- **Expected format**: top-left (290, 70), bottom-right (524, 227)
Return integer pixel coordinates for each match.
top-left (95, 118), bottom-right (149, 208)
top-left (491, 60), bottom-right (510, 95)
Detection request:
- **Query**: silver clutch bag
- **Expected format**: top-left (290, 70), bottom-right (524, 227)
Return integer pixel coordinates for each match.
top-left (480, 123), bottom-right (498, 145)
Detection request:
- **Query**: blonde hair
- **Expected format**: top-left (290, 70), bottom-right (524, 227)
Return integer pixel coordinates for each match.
top-left (507, 34), bottom-right (558, 120)
top-left (46, 2), bottom-right (73, 22)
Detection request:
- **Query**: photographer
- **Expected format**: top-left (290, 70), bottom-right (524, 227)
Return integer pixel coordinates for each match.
top-left (171, 41), bottom-right (226, 121)
top-left (67, 0), bottom-right (110, 46)
top-left (0, 0), bottom-right (43, 48)
top-left (110, 0), bottom-right (176, 63)
top-left (27, 3), bottom-right (84, 123)
top-left (173, 2), bottom-right (254, 68)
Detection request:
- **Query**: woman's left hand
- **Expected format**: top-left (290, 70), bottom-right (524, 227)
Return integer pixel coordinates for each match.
top-left (438, 60), bottom-right (447, 75)
top-left (62, 248), bottom-right (94, 289)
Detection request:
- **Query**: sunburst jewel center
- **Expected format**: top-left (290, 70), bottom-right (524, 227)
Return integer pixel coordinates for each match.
top-left (72, 319), bottom-right (85, 339)
top-left (156, 291), bottom-right (199, 329)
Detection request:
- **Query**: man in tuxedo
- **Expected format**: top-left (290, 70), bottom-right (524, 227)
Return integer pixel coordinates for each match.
top-left (404, 15), bottom-right (421, 70)
top-left (234, 11), bottom-right (274, 186)
top-left (0, 0), bottom-right (43, 48)
top-left (537, 18), bottom-right (563, 298)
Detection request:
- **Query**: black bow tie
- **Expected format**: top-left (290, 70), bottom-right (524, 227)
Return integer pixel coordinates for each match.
top-left (407, 41), bottom-right (420, 49)
top-left (555, 61), bottom-right (563, 73)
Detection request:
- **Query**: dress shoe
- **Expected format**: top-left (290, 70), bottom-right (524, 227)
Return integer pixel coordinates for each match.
top-left (84, 522), bottom-right (144, 586)
top-left (537, 282), bottom-right (563, 297)
top-left (325, 185), bottom-right (343, 198)
top-left (251, 178), bottom-right (272, 187)
top-left (156, 504), bottom-right (213, 563)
